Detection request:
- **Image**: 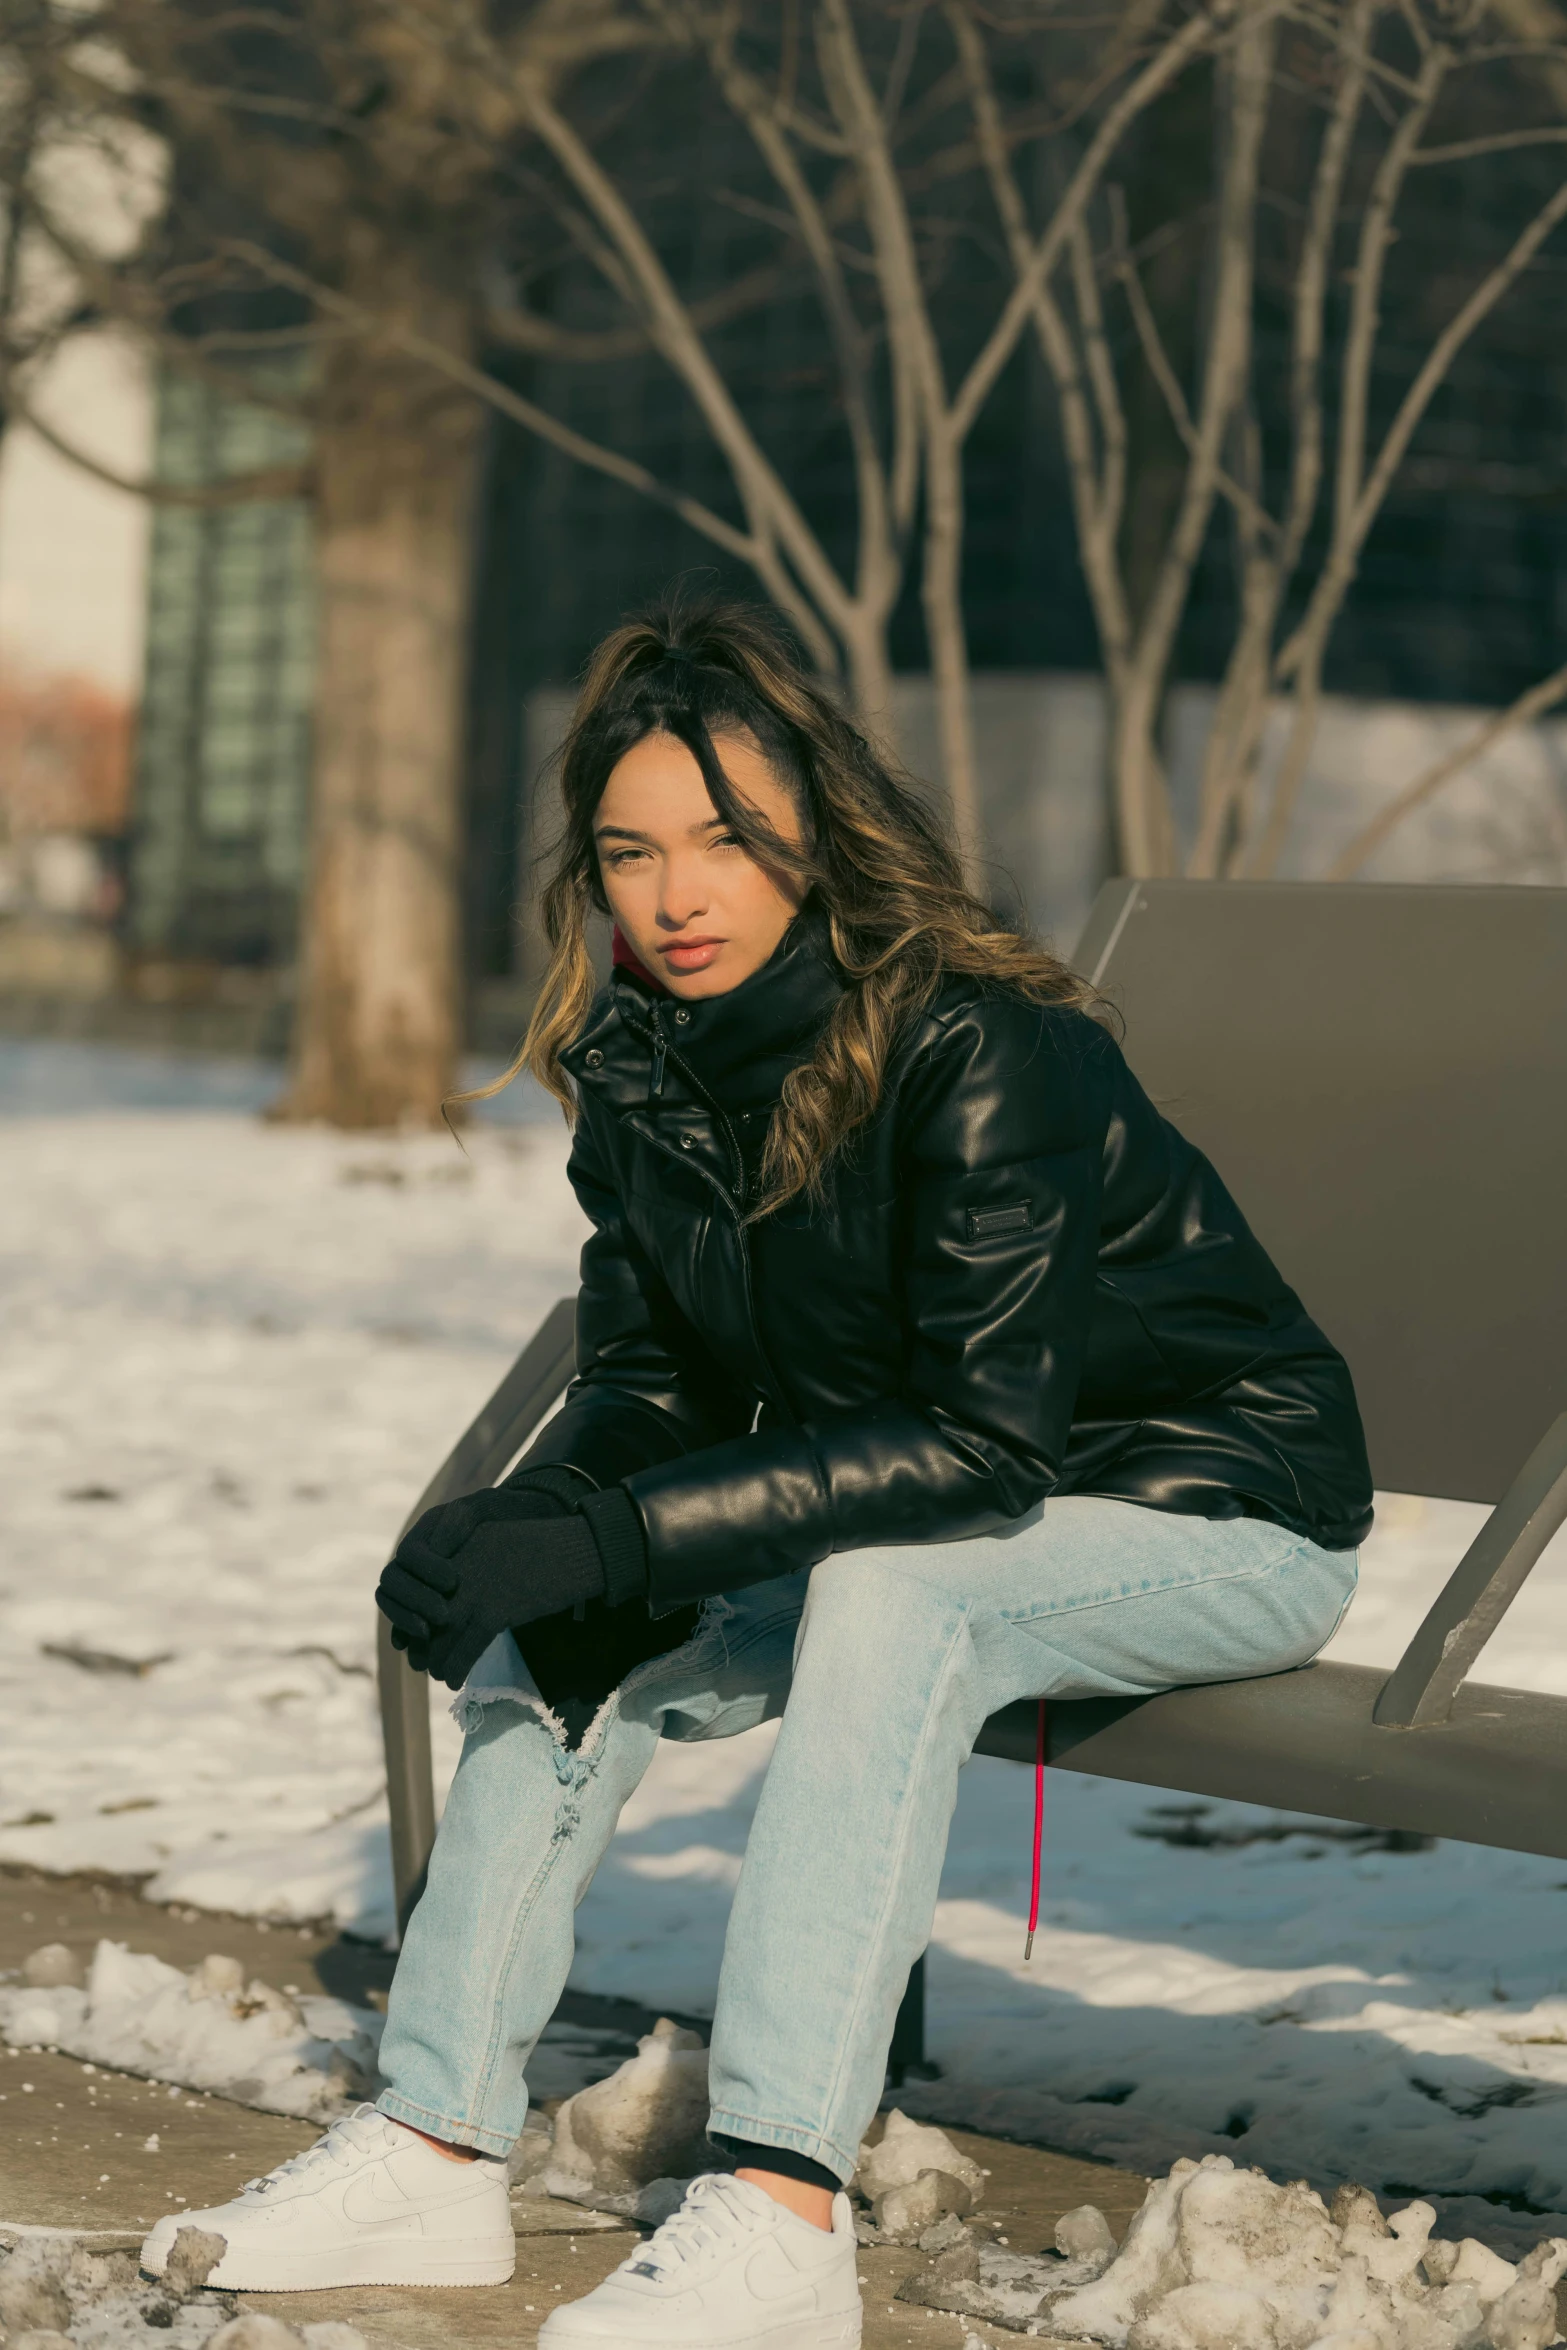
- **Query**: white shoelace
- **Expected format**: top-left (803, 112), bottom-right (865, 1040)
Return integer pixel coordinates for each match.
top-left (238, 2103), bottom-right (392, 2196)
top-left (628, 2175), bottom-right (770, 2280)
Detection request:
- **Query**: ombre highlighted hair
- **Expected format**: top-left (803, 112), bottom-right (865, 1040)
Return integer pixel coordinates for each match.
top-left (481, 594), bottom-right (1102, 1214)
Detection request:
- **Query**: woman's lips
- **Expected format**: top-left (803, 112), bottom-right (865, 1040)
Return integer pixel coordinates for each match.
top-left (659, 937), bottom-right (724, 971)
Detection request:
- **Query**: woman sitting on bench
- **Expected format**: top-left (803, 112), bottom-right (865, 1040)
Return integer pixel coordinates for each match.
top-left (142, 596), bottom-right (1372, 2349)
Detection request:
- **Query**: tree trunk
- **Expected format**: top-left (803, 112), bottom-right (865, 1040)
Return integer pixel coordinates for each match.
top-left (279, 251), bottom-right (483, 1129)
top-left (1112, 678), bottom-right (1177, 878)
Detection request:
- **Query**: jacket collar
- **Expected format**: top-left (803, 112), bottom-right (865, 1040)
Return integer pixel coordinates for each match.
top-left (659, 899), bottom-right (841, 1109)
top-left (565, 899), bottom-right (842, 1116)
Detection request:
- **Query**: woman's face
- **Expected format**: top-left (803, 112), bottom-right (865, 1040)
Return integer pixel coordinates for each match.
top-left (594, 729), bottom-right (806, 999)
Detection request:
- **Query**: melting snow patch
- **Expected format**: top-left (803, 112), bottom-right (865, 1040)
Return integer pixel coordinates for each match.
top-left (0, 2226), bottom-right (368, 2350)
top-left (897, 2155), bottom-right (1567, 2346)
top-left (0, 1941), bottom-right (382, 2121)
top-left (0, 1940), bottom-right (646, 2119)
top-left (531, 2016), bottom-right (716, 2223)
top-left (855, 2108), bottom-right (988, 2241)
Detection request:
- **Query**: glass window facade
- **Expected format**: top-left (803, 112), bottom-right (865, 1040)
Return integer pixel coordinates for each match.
top-left (127, 358), bottom-right (314, 963)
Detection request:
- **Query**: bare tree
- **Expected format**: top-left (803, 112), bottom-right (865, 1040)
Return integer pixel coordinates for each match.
top-left (949, 0), bottom-right (1567, 879)
top-left (262, 0), bottom-right (1271, 866)
top-left (471, 0), bottom-right (1280, 864)
top-left (290, 0), bottom-right (993, 849)
top-left (334, 0), bottom-right (1567, 888)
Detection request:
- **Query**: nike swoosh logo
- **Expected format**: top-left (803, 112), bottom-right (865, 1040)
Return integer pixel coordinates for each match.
top-left (745, 2243), bottom-right (816, 2304)
top-left (340, 2170), bottom-right (417, 2226)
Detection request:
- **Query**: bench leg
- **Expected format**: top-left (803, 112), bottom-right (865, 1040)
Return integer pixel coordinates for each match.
top-left (377, 1613), bottom-right (436, 1941)
top-left (887, 1951), bottom-right (940, 2087)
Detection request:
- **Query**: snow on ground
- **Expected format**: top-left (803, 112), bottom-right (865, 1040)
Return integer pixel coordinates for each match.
top-left (3, 1041), bottom-right (1567, 2240)
top-left (0, 1942), bottom-right (380, 2122)
top-left (0, 1938), bottom-right (636, 2117)
top-left (0, 1044), bottom-right (571, 1913)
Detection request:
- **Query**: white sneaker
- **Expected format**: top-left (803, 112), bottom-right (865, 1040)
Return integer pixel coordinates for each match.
top-left (139, 2105), bottom-right (514, 2290)
top-left (540, 2171), bottom-right (861, 2347)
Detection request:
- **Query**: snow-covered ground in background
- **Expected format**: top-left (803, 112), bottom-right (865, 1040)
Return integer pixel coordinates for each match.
top-left (3, 1041), bottom-right (1567, 2238)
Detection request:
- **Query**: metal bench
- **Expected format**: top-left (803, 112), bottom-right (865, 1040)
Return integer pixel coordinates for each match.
top-left (378, 879), bottom-right (1567, 2076)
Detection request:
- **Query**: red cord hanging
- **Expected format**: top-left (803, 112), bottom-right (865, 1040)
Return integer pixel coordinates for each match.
top-left (1025, 1696), bottom-right (1046, 1960)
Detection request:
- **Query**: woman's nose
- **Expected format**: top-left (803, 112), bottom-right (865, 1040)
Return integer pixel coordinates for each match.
top-left (656, 857), bottom-right (710, 928)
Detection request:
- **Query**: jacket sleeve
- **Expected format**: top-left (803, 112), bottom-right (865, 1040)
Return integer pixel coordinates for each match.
top-left (625, 1001), bottom-right (1115, 1610)
top-left (512, 1108), bottom-right (754, 1493)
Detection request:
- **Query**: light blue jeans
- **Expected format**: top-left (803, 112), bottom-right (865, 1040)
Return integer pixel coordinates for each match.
top-left (376, 1497), bottom-right (1356, 2180)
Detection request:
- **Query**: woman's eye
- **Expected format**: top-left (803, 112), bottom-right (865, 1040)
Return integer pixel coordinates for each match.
top-left (711, 832), bottom-right (742, 852)
top-left (607, 848), bottom-right (647, 870)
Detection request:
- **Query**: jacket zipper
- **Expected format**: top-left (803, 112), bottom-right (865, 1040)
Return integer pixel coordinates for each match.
top-left (634, 1123), bottom-right (795, 1427)
top-left (638, 1004), bottom-right (745, 1201)
top-left (624, 1007), bottom-right (795, 1426)
top-left (649, 1006), bottom-right (668, 1101)
top-left (735, 1222), bottom-right (794, 1428)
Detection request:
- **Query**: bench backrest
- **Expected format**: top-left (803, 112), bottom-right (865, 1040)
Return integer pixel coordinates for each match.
top-left (1074, 880), bottom-right (1567, 1506)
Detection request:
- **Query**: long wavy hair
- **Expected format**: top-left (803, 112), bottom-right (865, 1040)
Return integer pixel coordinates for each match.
top-left (483, 595), bottom-right (1104, 1215)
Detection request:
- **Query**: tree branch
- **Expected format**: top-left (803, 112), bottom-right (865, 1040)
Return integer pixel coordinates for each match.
top-left (688, 2), bottom-right (904, 653)
top-left (1326, 658), bottom-right (1567, 878)
top-left (816, 0), bottom-right (981, 847)
top-left (23, 200), bottom-right (319, 424)
top-left (1279, 0), bottom-right (1376, 585)
top-left (1249, 36), bottom-right (1452, 875)
top-left (1409, 125), bottom-right (1567, 163)
top-left (1267, 157), bottom-right (1567, 718)
top-left (946, 2), bottom-right (1131, 678)
top-left (1257, 37), bottom-right (1567, 875)
top-left (1115, 5), bottom-right (1276, 876)
top-left (511, 63), bottom-right (853, 660)
top-left (0, 81), bottom-right (42, 447)
top-left (1478, 0), bottom-right (1567, 117)
top-left (1110, 214), bottom-right (1278, 548)
top-left (1187, 0), bottom-right (1375, 877)
top-left (1067, 209), bottom-right (1127, 565)
top-left (1347, 167), bottom-right (1567, 548)
top-left (950, 0), bottom-right (1252, 449)
top-left (482, 255), bottom-right (794, 361)
top-left (1329, 43), bottom-right (1450, 572)
top-left (219, 239), bottom-right (765, 565)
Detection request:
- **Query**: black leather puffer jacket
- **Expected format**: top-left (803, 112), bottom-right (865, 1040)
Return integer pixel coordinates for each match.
top-left (518, 908), bottom-right (1373, 1625)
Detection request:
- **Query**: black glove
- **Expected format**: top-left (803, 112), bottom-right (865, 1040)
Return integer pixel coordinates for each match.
top-left (378, 1485), bottom-right (569, 1675)
top-left (376, 1476), bottom-right (648, 1693)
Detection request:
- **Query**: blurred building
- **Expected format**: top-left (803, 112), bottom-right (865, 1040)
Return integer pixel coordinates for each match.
top-left (0, 672), bottom-right (134, 998)
top-left (0, 331), bottom-right (148, 1003)
top-left (126, 362), bottom-right (314, 970)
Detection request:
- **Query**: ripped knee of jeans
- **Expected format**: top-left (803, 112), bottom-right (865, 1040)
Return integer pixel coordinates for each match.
top-left (451, 1641), bottom-right (619, 1771)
